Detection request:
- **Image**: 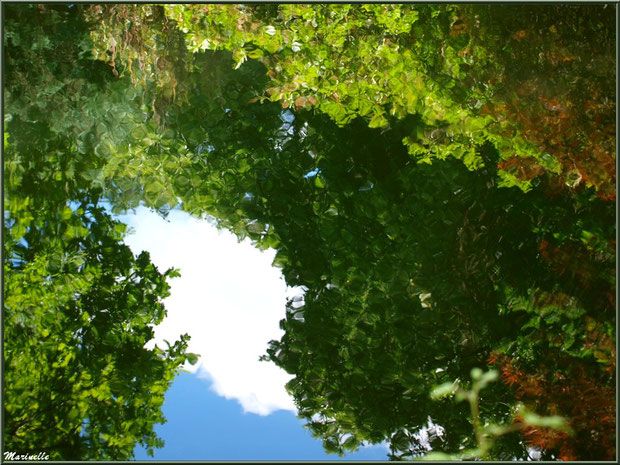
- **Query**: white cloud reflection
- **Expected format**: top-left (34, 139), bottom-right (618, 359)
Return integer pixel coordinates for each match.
top-left (118, 206), bottom-right (298, 415)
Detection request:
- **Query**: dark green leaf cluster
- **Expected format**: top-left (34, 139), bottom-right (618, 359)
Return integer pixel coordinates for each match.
top-left (121, 45), bottom-right (613, 457)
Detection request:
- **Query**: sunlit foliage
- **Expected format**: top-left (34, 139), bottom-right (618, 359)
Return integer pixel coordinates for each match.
top-left (165, 3), bottom-right (615, 198)
top-left (3, 3), bottom-right (615, 461)
top-left (3, 5), bottom-right (195, 459)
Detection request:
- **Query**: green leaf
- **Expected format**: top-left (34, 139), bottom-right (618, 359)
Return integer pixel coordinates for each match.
top-left (368, 112), bottom-right (388, 128)
top-left (314, 176), bottom-right (326, 189)
top-left (186, 353), bottom-right (199, 365)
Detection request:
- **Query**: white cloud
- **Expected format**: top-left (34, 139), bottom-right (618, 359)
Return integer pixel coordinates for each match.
top-left (118, 206), bottom-right (300, 415)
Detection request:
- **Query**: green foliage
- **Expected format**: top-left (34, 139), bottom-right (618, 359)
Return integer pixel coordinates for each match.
top-left (83, 4), bottom-right (614, 456)
top-left (3, 200), bottom-right (192, 460)
top-left (165, 4), bottom-right (503, 169)
top-left (162, 3), bottom-right (615, 195)
top-left (3, 4), bottom-right (155, 210)
top-left (3, 5), bottom-right (194, 460)
top-left (4, 3), bottom-right (614, 461)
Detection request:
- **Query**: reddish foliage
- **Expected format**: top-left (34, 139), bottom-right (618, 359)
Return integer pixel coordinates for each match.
top-left (498, 156), bottom-right (545, 181)
top-left (499, 85), bottom-right (616, 201)
top-left (583, 316), bottom-right (616, 373)
top-left (489, 352), bottom-right (616, 460)
top-left (470, 8), bottom-right (616, 202)
top-left (537, 238), bottom-right (615, 311)
top-left (537, 239), bottom-right (594, 283)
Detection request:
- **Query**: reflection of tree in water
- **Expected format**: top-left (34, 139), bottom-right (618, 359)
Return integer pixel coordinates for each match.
top-left (4, 2), bottom-right (615, 461)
